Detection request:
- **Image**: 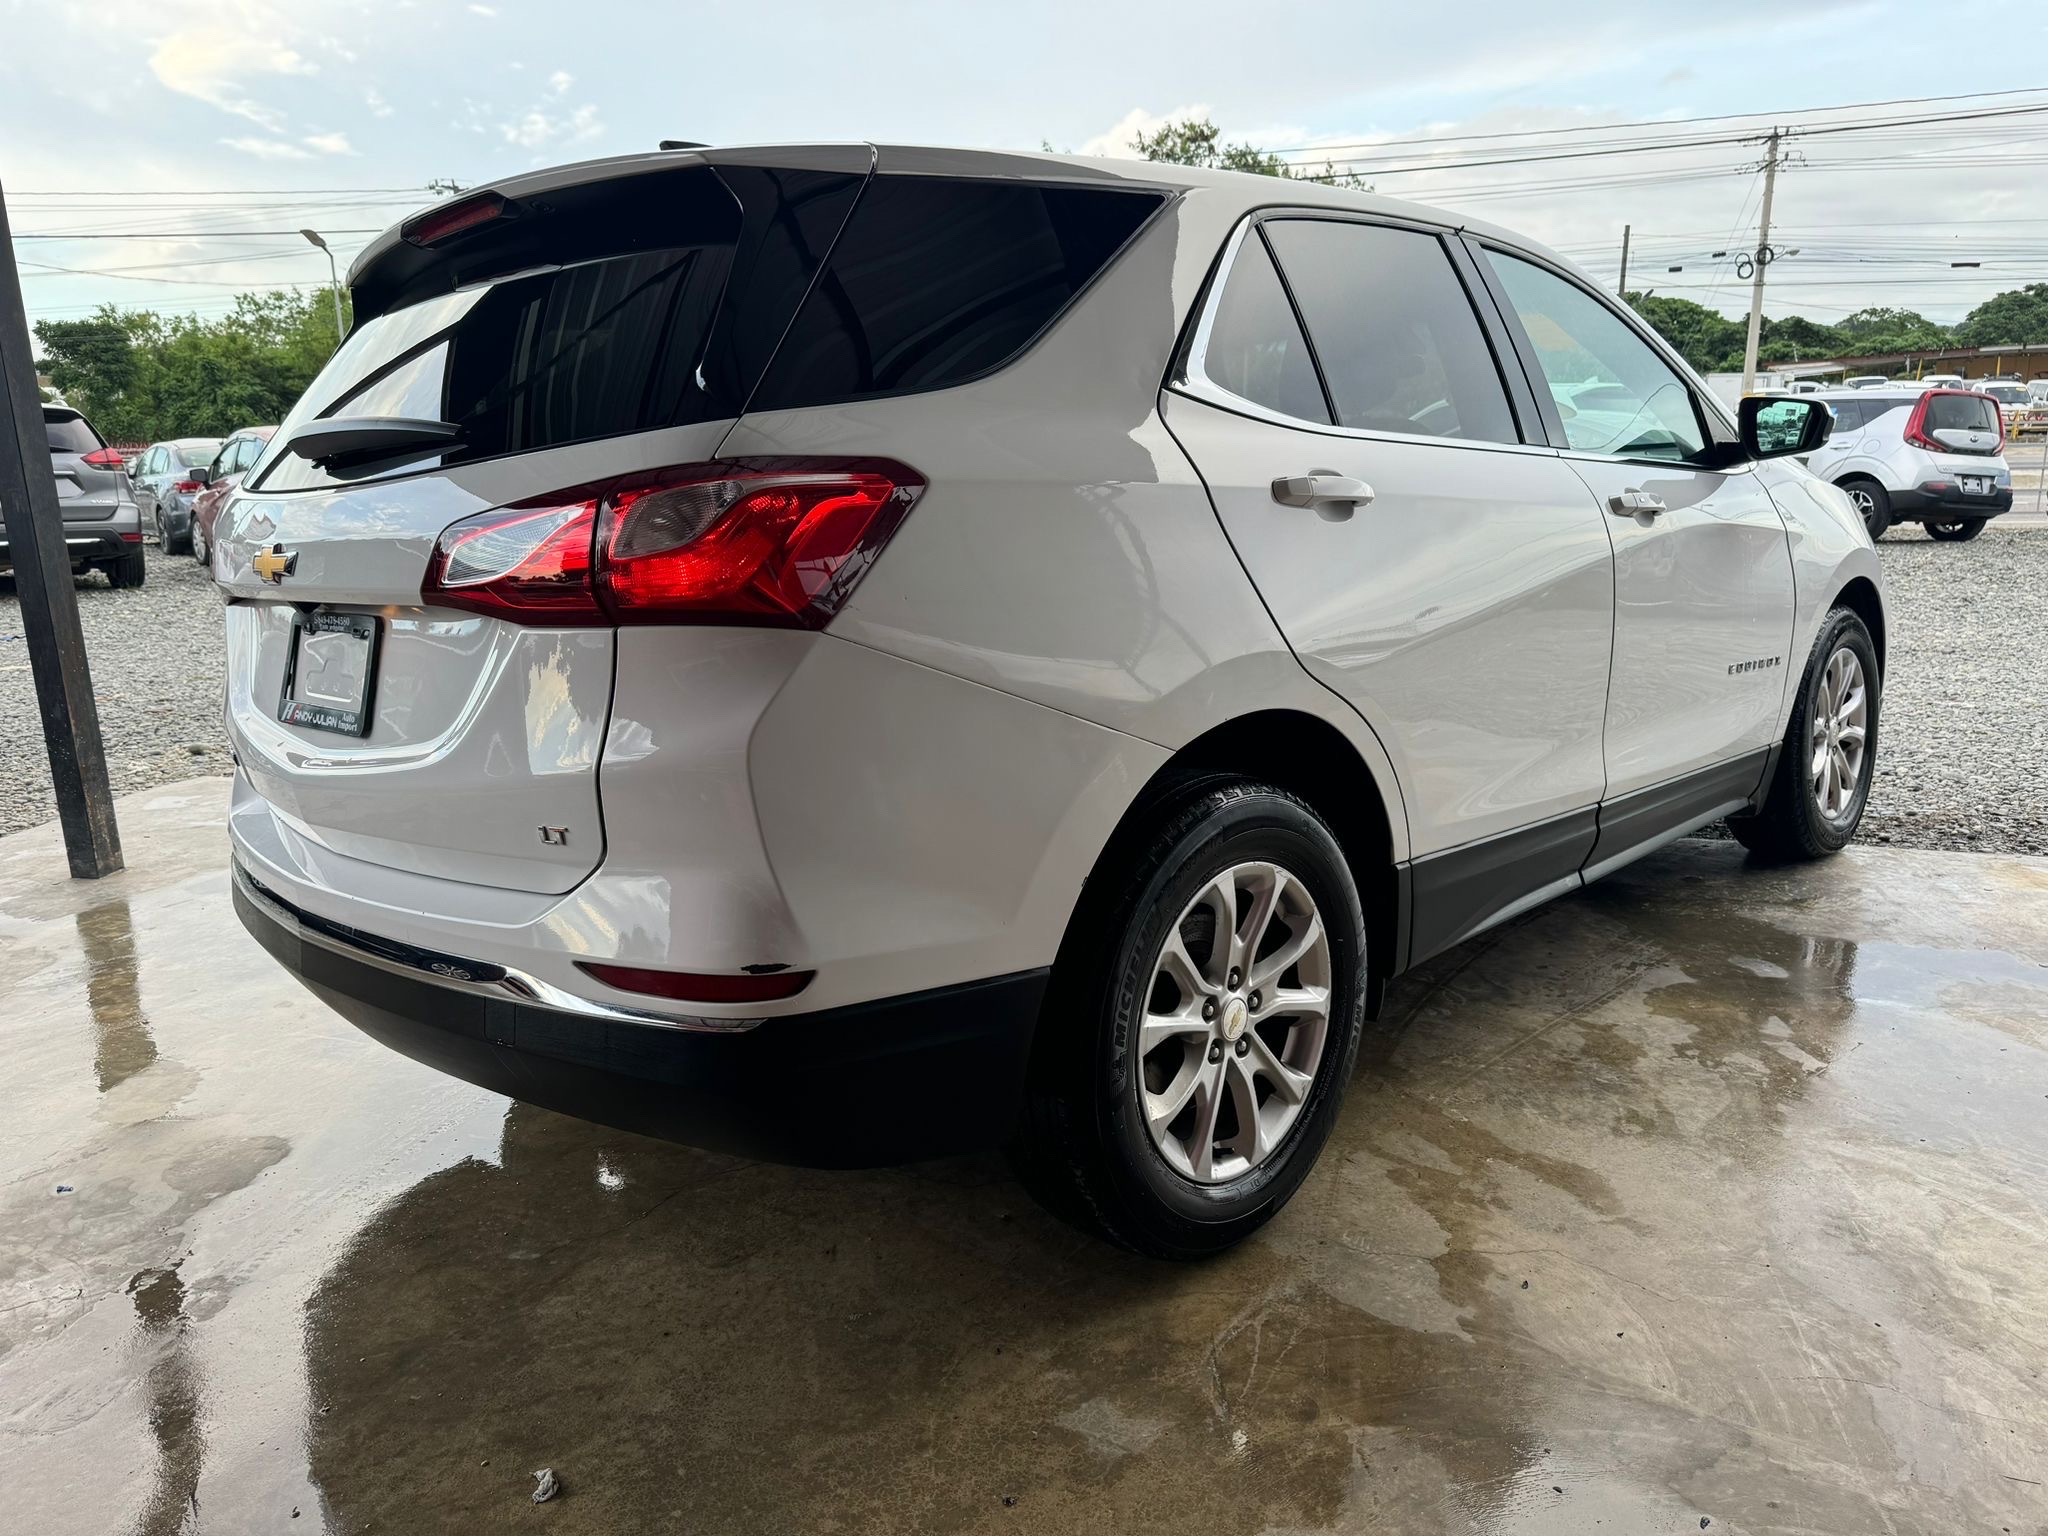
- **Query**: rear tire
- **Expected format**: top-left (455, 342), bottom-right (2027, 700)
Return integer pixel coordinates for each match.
top-left (1839, 478), bottom-right (1889, 541)
top-left (106, 547), bottom-right (147, 589)
top-left (1010, 780), bottom-right (1366, 1259)
top-left (159, 511), bottom-right (190, 557)
top-left (1728, 607), bottom-right (1878, 862)
top-left (1926, 517), bottom-right (1986, 542)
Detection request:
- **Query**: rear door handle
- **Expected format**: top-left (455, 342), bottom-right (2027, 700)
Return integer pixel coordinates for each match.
top-left (1272, 473), bottom-right (1375, 514)
top-left (1608, 489), bottom-right (1666, 517)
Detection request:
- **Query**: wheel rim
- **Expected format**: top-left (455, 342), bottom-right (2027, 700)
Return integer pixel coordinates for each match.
top-left (1810, 646), bottom-right (1869, 822)
top-left (1931, 520), bottom-right (1962, 535)
top-left (1138, 861), bottom-right (1332, 1186)
top-left (1847, 487), bottom-right (1873, 515)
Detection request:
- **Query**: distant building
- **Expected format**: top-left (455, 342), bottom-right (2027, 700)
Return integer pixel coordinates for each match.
top-left (1797, 342), bottom-right (2048, 384)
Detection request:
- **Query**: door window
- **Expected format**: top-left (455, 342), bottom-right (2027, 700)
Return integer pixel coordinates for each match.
top-left (1265, 219), bottom-right (1517, 445)
top-left (1186, 230), bottom-right (1330, 423)
top-left (1485, 251), bottom-right (1707, 462)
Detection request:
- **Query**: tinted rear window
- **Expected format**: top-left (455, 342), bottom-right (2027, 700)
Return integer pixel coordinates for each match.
top-left (45, 412), bottom-right (102, 454)
top-left (176, 444), bottom-right (220, 467)
top-left (749, 177), bottom-right (1163, 412)
top-left (1925, 393), bottom-right (2000, 434)
top-left (253, 166), bottom-right (862, 493)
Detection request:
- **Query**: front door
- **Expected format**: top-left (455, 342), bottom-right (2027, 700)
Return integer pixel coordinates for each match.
top-left (1163, 214), bottom-right (1617, 873)
top-left (1475, 248), bottom-right (1796, 807)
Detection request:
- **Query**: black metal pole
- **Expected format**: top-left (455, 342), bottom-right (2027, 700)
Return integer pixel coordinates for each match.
top-left (0, 175), bottom-right (123, 878)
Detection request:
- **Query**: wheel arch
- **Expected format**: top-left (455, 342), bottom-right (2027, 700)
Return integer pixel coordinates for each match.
top-left (1834, 575), bottom-right (1886, 678)
top-left (1055, 708), bottom-right (1407, 1021)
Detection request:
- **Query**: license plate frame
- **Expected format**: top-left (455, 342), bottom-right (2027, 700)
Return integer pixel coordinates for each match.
top-left (277, 611), bottom-right (381, 738)
top-left (1959, 475), bottom-right (1991, 496)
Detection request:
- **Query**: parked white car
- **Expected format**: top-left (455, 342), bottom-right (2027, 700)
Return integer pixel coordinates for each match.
top-left (219, 145), bottom-right (1886, 1256)
top-left (1806, 387), bottom-right (2012, 540)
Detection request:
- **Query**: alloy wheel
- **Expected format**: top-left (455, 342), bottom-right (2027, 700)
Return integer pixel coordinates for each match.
top-left (1138, 861), bottom-right (1331, 1185)
top-left (1810, 646), bottom-right (1869, 822)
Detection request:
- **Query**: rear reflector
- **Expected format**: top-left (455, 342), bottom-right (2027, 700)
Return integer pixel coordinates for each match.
top-left (80, 447), bottom-right (126, 468)
top-left (401, 190), bottom-right (507, 247)
top-left (423, 458), bottom-right (924, 629)
top-left (576, 962), bottom-right (814, 1004)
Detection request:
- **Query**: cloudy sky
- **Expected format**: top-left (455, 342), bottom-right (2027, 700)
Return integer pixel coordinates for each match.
top-left (6, 0), bottom-right (2047, 335)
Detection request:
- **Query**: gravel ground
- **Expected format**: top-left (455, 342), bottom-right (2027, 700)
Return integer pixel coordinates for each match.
top-left (3, 525), bottom-right (2046, 855)
top-left (1, 545), bottom-right (232, 834)
top-left (1860, 523), bottom-right (2048, 857)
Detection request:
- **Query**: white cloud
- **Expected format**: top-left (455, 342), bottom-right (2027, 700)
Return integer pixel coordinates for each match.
top-left (1077, 104), bottom-right (1210, 160)
top-left (221, 136), bottom-right (314, 160)
top-left (499, 100), bottom-right (604, 151)
top-left (547, 70), bottom-right (573, 97)
top-left (365, 86), bottom-right (394, 118)
top-left (302, 131), bottom-right (355, 155)
top-left (468, 3), bottom-right (498, 14)
top-left (149, 25), bottom-right (316, 132)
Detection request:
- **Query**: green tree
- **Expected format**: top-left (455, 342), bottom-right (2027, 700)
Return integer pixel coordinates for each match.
top-left (1956, 283), bottom-right (2048, 347)
top-left (1836, 306), bottom-right (1952, 353)
top-left (33, 287), bottom-right (349, 442)
top-left (1131, 118), bottom-right (1371, 190)
top-left (1756, 314), bottom-right (1844, 364)
top-left (1625, 294), bottom-right (1748, 373)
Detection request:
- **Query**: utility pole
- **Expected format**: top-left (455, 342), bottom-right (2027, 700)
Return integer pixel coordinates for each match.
top-left (0, 176), bottom-right (123, 878)
top-left (1617, 224), bottom-right (1631, 299)
top-left (1740, 128), bottom-right (1782, 396)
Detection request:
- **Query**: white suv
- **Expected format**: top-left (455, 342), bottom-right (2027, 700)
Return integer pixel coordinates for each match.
top-left (1806, 386), bottom-right (2012, 541)
top-left (220, 146), bottom-right (1884, 1256)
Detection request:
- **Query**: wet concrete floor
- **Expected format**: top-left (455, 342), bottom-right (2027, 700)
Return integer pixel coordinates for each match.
top-left (3, 779), bottom-right (2046, 1535)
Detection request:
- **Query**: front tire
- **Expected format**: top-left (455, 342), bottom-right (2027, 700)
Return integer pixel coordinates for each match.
top-left (1012, 781), bottom-right (1366, 1259)
top-left (190, 516), bottom-right (210, 567)
top-left (1840, 478), bottom-right (1889, 541)
top-left (1729, 607), bottom-right (1878, 861)
top-left (1926, 517), bottom-right (1986, 542)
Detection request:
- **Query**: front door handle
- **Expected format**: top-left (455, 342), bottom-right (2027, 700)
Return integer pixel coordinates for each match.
top-left (1608, 489), bottom-right (1667, 517)
top-left (1272, 473), bottom-right (1375, 514)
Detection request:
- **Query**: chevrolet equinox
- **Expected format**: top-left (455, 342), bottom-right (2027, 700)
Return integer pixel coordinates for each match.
top-left (221, 145), bottom-right (1885, 1257)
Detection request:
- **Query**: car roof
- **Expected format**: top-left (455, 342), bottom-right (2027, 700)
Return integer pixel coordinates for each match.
top-left (347, 141), bottom-right (1556, 292)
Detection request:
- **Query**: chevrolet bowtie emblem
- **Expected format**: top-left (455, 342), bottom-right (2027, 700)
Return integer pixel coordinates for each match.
top-left (251, 544), bottom-right (298, 584)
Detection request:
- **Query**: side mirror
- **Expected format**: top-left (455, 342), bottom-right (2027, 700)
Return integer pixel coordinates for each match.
top-left (192, 464), bottom-right (214, 487)
top-left (1740, 395), bottom-right (1832, 459)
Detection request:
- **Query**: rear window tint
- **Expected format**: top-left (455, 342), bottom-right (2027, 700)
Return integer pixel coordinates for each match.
top-left (44, 412), bottom-right (102, 454)
top-left (176, 444), bottom-right (219, 467)
top-left (1925, 393), bottom-right (2000, 434)
top-left (1190, 230), bottom-right (1329, 424)
top-left (253, 166), bottom-right (862, 493)
top-left (749, 177), bottom-right (1163, 412)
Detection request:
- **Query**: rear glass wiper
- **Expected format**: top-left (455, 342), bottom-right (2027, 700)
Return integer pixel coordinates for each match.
top-left (283, 416), bottom-right (463, 469)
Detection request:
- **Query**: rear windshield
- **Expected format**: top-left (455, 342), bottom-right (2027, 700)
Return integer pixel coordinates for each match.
top-left (45, 411), bottom-right (102, 454)
top-left (175, 443), bottom-right (220, 467)
top-left (1925, 393), bottom-right (2000, 434)
top-left (253, 165), bottom-right (865, 494)
top-left (250, 167), bottom-right (1159, 493)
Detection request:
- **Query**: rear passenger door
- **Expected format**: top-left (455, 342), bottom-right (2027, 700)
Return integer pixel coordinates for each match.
top-left (1161, 214), bottom-right (1618, 954)
top-left (1473, 246), bottom-right (1796, 851)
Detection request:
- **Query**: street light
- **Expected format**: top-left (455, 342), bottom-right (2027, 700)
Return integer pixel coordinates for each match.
top-left (300, 228), bottom-right (344, 350)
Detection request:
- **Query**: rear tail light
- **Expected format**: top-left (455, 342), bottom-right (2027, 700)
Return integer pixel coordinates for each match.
top-left (173, 478), bottom-right (202, 493)
top-left (576, 961), bottom-right (813, 1004)
top-left (80, 447), bottom-right (126, 468)
top-left (423, 459), bottom-right (924, 629)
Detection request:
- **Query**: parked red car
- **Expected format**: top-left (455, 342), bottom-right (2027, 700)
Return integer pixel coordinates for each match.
top-left (190, 425), bottom-right (277, 566)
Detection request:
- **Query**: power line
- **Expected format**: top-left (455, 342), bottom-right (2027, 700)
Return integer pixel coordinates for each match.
top-left (1259, 85), bottom-right (2048, 158)
top-left (11, 227), bottom-right (388, 242)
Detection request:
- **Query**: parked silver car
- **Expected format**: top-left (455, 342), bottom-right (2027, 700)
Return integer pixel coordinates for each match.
top-left (221, 146), bottom-right (1884, 1256)
top-left (1805, 387), bottom-right (2011, 541)
top-left (132, 437), bottom-right (223, 555)
top-left (0, 406), bottom-right (144, 586)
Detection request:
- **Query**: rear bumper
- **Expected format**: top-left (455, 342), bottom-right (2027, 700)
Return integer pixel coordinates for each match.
top-left (0, 529), bottom-right (141, 566)
top-left (1890, 482), bottom-right (2012, 519)
top-left (234, 862), bottom-right (1047, 1166)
